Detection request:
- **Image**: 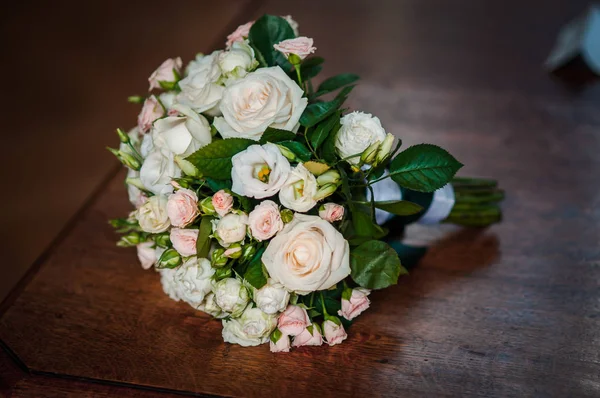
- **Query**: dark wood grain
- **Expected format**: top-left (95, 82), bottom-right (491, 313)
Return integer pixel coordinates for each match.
top-left (3, 0), bottom-right (600, 397)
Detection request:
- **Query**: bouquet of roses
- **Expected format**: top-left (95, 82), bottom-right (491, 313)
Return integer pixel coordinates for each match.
top-left (109, 14), bottom-right (503, 351)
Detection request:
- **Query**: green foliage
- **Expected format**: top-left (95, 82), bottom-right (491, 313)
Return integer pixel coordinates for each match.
top-left (205, 178), bottom-right (232, 192)
top-left (196, 216), bottom-right (214, 258)
top-left (313, 73), bottom-right (360, 98)
top-left (186, 138), bottom-right (254, 180)
top-left (277, 141), bottom-right (312, 161)
top-left (347, 211), bottom-right (388, 246)
top-left (307, 111), bottom-right (340, 150)
top-left (244, 248), bottom-right (268, 289)
top-left (350, 240), bottom-right (407, 289)
top-left (389, 144), bottom-right (462, 192)
top-left (298, 57), bottom-right (324, 80)
top-left (259, 128), bottom-right (297, 144)
top-left (248, 15), bottom-right (295, 69)
top-left (300, 86), bottom-right (354, 128)
top-left (321, 118), bottom-right (341, 164)
top-left (372, 200), bottom-right (423, 216)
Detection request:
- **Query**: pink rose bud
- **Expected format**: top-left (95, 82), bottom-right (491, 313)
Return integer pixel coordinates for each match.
top-left (248, 200), bottom-right (284, 241)
top-left (278, 305), bottom-right (311, 336)
top-left (167, 188), bottom-right (199, 227)
top-left (270, 334), bottom-right (291, 353)
top-left (292, 325), bottom-right (323, 347)
top-left (148, 57), bottom-right (182, 91)
top-left (137, 95), bottom-right (165, 133)
top-left (169, 228), bottom-right (199, 257)
top-left (212, 190), bottom-right (234, 217)
top-left (323, 319), bottom-right (347, 346)
top-left (136, 242), bottom-right (156, 270)
top-left (225, 21), bottom-right (254, 48)
top-left (273, 37), bottom-right (316, 60)
top-left (338, 288), bottom-right (371, 320)
top-left (319, 203), bottom-right (345, 223)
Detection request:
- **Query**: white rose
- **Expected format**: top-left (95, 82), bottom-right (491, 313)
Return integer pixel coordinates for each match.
top-left (218, 40), bottom-right (258, 84)
top-left (222, 307), bottom-right (277, 347)
top-left (279, 163), bottom-right (318, 212)
top-left (248, 200), bottom-right (284, 241)
top-left (139, 149), bottom-right (181, 195)
top-left (254, 279), bottom-right (290, 314)
top-left (177, 52), bottom-right (224, 115)
top-left (199, 293), bottom-right (226, 318)
top-left (335, 111), bottom-right (387, 165)
top-left (214, 66), bottom-right (307, 141)
top-left (152, 104), bottom-right (212, 157)
top-left (213, 213), bottom-right (248, 247)
top-left (231, 144), bottom-right (291, 199)
top-left (136, 195), bottom-right (170, 233)
top-left (173, 257), bottom-right (215, 308)
top-left (262, 214), bottom-right (350, 294)
top-left (159, 92), bottom-right (177, 114)
top-left (126, 169), bottom-right (147, 208)
top-left (213, 278), bottom-right (249, 317)
top-left (159, 268), bottom-right (181, 302)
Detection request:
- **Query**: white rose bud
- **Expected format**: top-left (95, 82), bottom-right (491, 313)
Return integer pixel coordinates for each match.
top-left (173, 257), bottom-right (215, 308)
top-left (136, 195), bottom-right (170, 233)
top-left (218, 40), bottom-right (258, 84)
top-left (222, 307), bottom-right (278, 347)
top-left (335, 111), bottom-right (387, 165)
top-left (254, 279), bottom-right (290, 314)
top-left (148, 57), bottom-right (182, 91)
top-left (199, 293), bottom-right (226, 318)
top-left (213, 278), bottom-right (249, 317)
top-left (214, 213), bottom-right (248, 247)
top-left (279, 163), bottom-right (318, 212)
top-left (376, 133), bottom-right (395, 164)
top-left (214, 66), bottom-right (307, 141)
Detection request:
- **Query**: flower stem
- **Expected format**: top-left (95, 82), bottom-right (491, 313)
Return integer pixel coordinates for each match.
top-left (294, 64), bottom-right (303, 87)
top-left (320, 292), bottom-right (328, 316)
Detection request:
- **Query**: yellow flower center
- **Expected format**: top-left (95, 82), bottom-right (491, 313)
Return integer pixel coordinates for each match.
top-left (253, 164), bottom-right (271, 183)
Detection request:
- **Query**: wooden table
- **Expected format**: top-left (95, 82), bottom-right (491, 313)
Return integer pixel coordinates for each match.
top-left (2, 1), bottom-right (600, 396)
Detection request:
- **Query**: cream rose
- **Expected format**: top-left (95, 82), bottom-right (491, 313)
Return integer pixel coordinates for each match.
top-left (248, 200), bottom-right (284, 241)
top-left (335, 111), bottom-right (387, 165)
top-left (139, 149), bottom-right (181, 195)
top-left (323, 320), bottom-right (347, 346)
top-left (148, 57), bottom-right (182, 91)
top-left (151, 104), bottom-right (212, 157)
top-left (222, 307), bottom-right (277, 347)
top-left (214, 66), bottom-right (307, 141)
top-left (172, 257), bottom-right (214, 308)
top-left (138, 95), bottom-right (165, 133)
top-left (170, 228), bottom-right (198, 257)
top-left (159, 268), bottom-right (181, 302)
top-left (167, 188), bottom-right (199, 227)
top-left (214, 213), bottom-right (248, 247)
top-left (231, 144), bottom-right (291, 199)
top-left (199, 293), bottom-right (226, 318)
top-left (278, 163), bottom-right (318, 212)
top-left (292, 326), bottom-right (323, 347)
top-left (277, 305), bottom-right (311, 336)
top-left (338, 288), bottom-right (371, 320)
top-left (177, 52), bottom-right (224, 115)
top-left (136, 195), bottom-right (170, 233)
top-left (136, 242), bottom-right (156, 270)
top-left (263, 214), bottom-right (350, 294)
top-left (254, 279), bottom-right (290, 314)
top-left (213, 278), bottom-right (249, 317)
top-left (212, 190), bottom-right (234, 217)
top-left (319, 203), bottom-right (345, 222)
top-left (218, 41), bottom-right (258, 83)
top-left (273, 37), bottom-right (316, 60)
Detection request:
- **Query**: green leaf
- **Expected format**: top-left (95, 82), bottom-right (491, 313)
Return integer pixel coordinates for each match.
top-left (248, 14), bottom-right (295, 69)
top-left (321, 119), bottom-right (341, 164)
top-left (277, 141), bottom-right (312, 162)
top-left (307, 111), bottom-right (339, 150)
top-left (244, 251), bottom-right (268, 289)
top-left (389, 144), bottom-right (463, 192)
top-left (351, 211), bottom-right (387, 240)
top-left (350, 240), bottom-right (407, 289)
top-left (205, 178), bottom-right (232, 192)
top-left (259, 127), bottom-right (296, 144)
top-left (300, 99), bottom-right (340, 128)
top-left (186, 138), bottom-right (255, 180)
top-left (372, 200), bottom-right (423, 216)
top-left (314, 74), bottom-right (360, 97)
top-left (196, 216), bottom-right (214, 258)
top-left (299, 57), bottom-right (324, 80)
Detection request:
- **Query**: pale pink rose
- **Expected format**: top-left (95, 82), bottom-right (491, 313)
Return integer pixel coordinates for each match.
top-left (170, 228), bottom-right (199, 257)
top-left (323, 320), bottom-right (347, 346)
top-left (212, 190), bottom-right (234, 217)
top-left (292, 326), bottom-right (323, 347)
top-left (148, 57), bottom-right (182, 91)
top-left (273, 37), bottom-right (316, 60)
top-left (167, 188), bottom-right (199, 227)
top-left (277, 305), bottom-right (311, 336)
top-left (248, 200), bottom-right (284, 241)
top-left (137, 95), bottom-right (165, 133)
top-left (225, 21), bottom-right (254, 48)
top-left (338, 288), bottom-right (371, 320)
top-left (137, 242), bottom-right (156, 270)
top-left (319, 203), bottom-right (345, 223)
top-left (270, 334), bottom-right (291, 352)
